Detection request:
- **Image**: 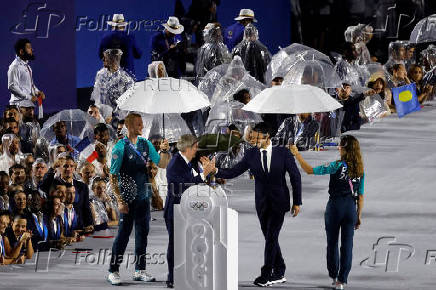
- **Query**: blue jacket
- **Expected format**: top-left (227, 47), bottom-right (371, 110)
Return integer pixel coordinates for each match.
top-left (224, 22), bottom-right (245, 51)
top-left (164, 152), bottom-right (204, 220)
top-left (99, 31), bottom-right (142, 76)
top-left (216, 146), bottom-right (302, 214)
top-left (150, 31), bottom-right (185, 77)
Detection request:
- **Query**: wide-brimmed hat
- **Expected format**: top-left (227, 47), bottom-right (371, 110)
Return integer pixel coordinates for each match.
top-left (107, 14), bottom-right (128, 27)
top-left (234, 9), bottom-right (257, 22)
top-left (162, 16), bottom-right (184, 34)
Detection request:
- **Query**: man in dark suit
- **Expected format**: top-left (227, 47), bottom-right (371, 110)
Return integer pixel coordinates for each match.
top-left (40, 156), bottom-right (94, 233)
top-left (164, 134), bottom-right (215, 288)
top-left (213, 122), bottom-right (302, 287)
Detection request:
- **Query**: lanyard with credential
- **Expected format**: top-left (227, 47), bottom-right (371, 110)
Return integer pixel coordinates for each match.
top-left (33, 213), bottom-right (48, 241)
top-left (124, 137), bottom-right (147, 164)
top-left (342, 162), bottom-right (357, 197)
top-left (0, 236), bottom-right (4, 257)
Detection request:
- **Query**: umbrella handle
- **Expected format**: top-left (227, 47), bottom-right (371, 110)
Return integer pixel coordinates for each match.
top-left (162, 113), bottom-right (165, 139)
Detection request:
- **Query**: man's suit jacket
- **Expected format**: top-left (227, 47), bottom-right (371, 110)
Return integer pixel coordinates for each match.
top-left (164, 153), bottom-right (203, 220)
top-left (216, 146), bottom-right (302, 214)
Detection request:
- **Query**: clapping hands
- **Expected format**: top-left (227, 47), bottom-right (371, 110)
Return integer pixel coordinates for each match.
top-left (200, 156), bottom-right (216, 177)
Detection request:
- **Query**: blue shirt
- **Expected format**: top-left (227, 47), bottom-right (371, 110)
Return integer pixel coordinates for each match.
top-left (110, 137), bottom-right (160, 200)
top-left (99, 30), bottom-right (142, 76)
top-left (313, 161), bottom-right (365, 195)
top-left (224, 22), bottom-right (245, 51)
top-left (50, 134), bottom-right (82, 159)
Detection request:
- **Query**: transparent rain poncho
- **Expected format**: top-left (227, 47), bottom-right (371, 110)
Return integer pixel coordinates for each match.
top-left (284, 59), bottom-right (342, 88)
top-left (359, 94), bottom-right (389, 123)
top-left (210, 56), bottom-right (266, 106)
top-left (147, 61), bottom-right (168, 78)
top-left (205, 100), bottom-right (262, 133)
top-left (141, 113), bottom-right (194, 143)
top-left (34, 137), bottom-right (50, 163)
top-left (48, 144), bottom-right (67, 168)
top-left (420, 44), bottom-right (436, 73)
top-left (344, 24), bottom-right (373, 65)
top-left (198, 63), bottom-right (229, 99)
top-left (90, 195), bottom-right (109, 226)
top-left (266, 43), bottom-right (333, 85)
top-left (232, 24), bottom-right (272, 84)
top-left (40, 109), bottom-right (98, 141)
top-left (384, 41), bottom-right (408, 73)
top-left (195, 23), bottom-right (231, 78)
top-left (409, 14), bottom-right (436, 44)
top-left (0, 134), bottom-right (23, 172)
top-left (91, 49), bottom-right (135, 113)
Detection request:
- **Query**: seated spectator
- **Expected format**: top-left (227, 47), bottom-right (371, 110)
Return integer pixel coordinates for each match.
top-left (78, 161), bottom-right (96, 186)
top-left (5, 215), bottom-right (34, 263)
top-left (275, 113), bottom-right (319, 150)
top-left (90, 177), bottom-right (118, 231)
top-left (0, 172), bottom-right (10, 210)
top-left (3, 118), bottom-right (32, 154)
top-left (43, 196), bottom-right (66, 249)
top-left (11, 191), bottom-right (33, 224)
top-left (387, 63), bottom-right (411, 112)
top-left (63, 184), bottom-right (82, 242)
top-left (384, 41), bottom-right (407, 74)
top-left (9, 164), bottom-right (26, 187)
top-left (0, 210), bottom-right (15, 265)
top-left (50, 121), bottom-right (81, 159)
top-left (94, 123), bottom-right (114, 168)
top-left (408, 64), bottom-right (433, 104)
top-left (28, 192), bottom-right (48, 250)
top-left (233, 89), bottom-right (251, 105)
top-left (367, 75), bottom-right (392, 114)
top-left (87, 105), bottom-right (105, 123)
top-left (0, 134), bottom-right (22, 172)
top-left (336, 83), bottom-right (376, 133)
top-left (24, 158), bottom-right (48, 197)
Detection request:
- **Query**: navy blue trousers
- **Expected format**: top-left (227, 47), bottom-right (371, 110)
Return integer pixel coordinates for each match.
top-left (325, 195), bottom-right (357, 283)
top-left (109, 198), bottom-right (150, 272)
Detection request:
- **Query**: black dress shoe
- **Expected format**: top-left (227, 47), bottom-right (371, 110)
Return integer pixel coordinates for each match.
top-left (166, 281), bottom-right (174, 288)
top-left (253, 276), bottom-right (270, 287)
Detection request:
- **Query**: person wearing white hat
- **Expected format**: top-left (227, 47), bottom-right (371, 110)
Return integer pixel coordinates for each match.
top-left (224, 8), bottom-right (258, 51)
top-left (99, 14), bottom-right (142, 76)
top-left (150, 16), bottom-right (186, 78)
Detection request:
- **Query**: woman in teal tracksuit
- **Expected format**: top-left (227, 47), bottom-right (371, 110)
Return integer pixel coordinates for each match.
top-left (291, 135), bottom-right (364, 290)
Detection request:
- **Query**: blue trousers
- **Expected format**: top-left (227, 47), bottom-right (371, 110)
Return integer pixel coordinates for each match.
top-left (109, 198), bottom-right (150, 272)
top-left (325, 195), bottom-right (357, 284)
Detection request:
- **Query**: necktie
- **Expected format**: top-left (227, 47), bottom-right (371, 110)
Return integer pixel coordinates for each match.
top-left (262, 150), bottom-right (268, 173)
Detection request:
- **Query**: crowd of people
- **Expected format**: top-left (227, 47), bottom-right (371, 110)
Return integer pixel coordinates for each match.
top-left (1, 4), bottom-right (435, 290)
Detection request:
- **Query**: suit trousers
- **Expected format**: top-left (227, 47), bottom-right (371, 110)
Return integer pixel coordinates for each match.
top-left (257, 206), bottom-right (286, 278)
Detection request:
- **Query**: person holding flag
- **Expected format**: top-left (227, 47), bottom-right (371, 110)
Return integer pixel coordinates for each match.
top-left (106, 112), bottom-right (170, 285)
top-left (7, 39), bottom-right (45, 117)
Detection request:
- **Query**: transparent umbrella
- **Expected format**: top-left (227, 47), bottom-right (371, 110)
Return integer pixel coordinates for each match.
top-left (283, 59), bottom-right (342, 89)
top-left (40, 109), bottom-right (97, 141)
top-left (266, 43), bottom-right (332, 85)
top-left (410, 14), bottom-right (436, 44)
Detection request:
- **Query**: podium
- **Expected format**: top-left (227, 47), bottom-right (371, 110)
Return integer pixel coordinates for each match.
top-left (174, 184), bottom-right (238, 290)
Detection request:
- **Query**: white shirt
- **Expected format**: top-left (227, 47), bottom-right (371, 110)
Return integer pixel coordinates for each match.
top-left (260, 142), bottom-right (272, 173)
top-left (179, 152), bottom-right (205, 181)
top-left (8, 56), bottom-right (39, 105)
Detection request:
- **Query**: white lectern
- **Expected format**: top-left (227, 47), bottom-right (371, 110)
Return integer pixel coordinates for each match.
top-left (174, 184), bottom-right (238, 290)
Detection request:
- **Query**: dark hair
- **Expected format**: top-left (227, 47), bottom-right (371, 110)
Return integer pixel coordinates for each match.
top-left (14, 38), bottom-right (31, 55)
top-left (0, 171), bottom-right (8, 178)
top-left (392, 63), bottom-right (404, 72)
top-left (43, 196), bottom-right (61, 217)
top-left (13, 214), bottom-right (27, 222)
top-left (0, 209), bottom-right (11, 220)
top-left (94, 123), bottom-right (109, 135)
top-left (228, 124), bottom-right (238, 132)
top-left (64, 155), bottom-right (76, 164)
top-left (252, 122), bottom-right (272, 136)
top-left (233, 89), bottom-right (250, 103)
top-left (9, 164), bottom-right (25, 176)
top-left (118, 119), bottom-right (125, 125)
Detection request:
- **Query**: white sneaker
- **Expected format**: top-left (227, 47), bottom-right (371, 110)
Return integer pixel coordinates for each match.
top-left (107, 272), bottom-right (121, 285)
top-left (335, 282), bottom-right (344, 290)
top-left (133, 270), bottom-right (156, 282)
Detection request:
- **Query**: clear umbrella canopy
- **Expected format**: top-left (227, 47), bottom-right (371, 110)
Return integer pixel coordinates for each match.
top-left (283, 59), bottom-right (342, 89)
top-left (40, 109), bottom-right (97, 141)
top-left (266, 43), bottom-right (332, 85)
top-left (210, 56), bottom-right (266, 106)
top-left (410, 14), bottom-right (436, 44)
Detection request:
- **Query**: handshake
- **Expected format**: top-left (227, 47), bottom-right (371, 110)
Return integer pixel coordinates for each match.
top-left (200, 156), bottom-right (217, 177)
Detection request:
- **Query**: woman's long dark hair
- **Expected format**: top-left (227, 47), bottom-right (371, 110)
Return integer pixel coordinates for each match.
top-left (339, 135), bottom-right (364, 179)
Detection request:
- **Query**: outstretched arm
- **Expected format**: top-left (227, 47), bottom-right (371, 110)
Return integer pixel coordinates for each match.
top-left (290, 145), bottom-right (314, 174)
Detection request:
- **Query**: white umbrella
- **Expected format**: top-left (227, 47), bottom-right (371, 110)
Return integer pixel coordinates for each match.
top-left (117, 77), bottom-right (210, 139)
top-left (242, 84), bottom-right (342, 114)
top-left (117, 77), bottom-right (210, 113)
